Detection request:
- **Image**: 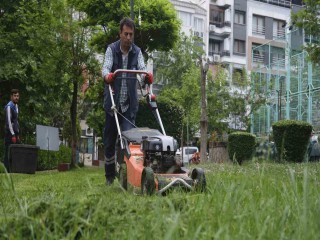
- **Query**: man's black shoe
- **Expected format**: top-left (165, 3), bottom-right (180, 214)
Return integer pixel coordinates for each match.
top-left (106, 178), bottom-right (115, 186)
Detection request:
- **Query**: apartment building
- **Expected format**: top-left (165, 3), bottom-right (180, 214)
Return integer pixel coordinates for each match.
top-left (170, 0), bottom-right (208, 50)
top-left (173, 0), bottom-right (304, 85)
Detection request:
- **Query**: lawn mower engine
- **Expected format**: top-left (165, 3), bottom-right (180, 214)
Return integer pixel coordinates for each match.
top-left (141, 135), bottom-right (179, 173)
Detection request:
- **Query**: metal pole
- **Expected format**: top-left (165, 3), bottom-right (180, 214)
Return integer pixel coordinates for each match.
top-left (130, 0), bottom-right (134, 20)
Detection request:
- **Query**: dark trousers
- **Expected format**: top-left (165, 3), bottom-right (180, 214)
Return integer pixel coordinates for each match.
top-left (3, 136), bottom-right (19, 172)
top-left (104, 110), bottom-right (135, 180)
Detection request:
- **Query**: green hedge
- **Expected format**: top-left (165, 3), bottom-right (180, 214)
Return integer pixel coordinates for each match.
top-left (228, 132), bottom-right (256, 164)
top-left (136, 97), bottom-right (184, 141)
top-left (37, 145), bottom-right (72, 171)
top-left (272, 120), bottom-right (312, 162)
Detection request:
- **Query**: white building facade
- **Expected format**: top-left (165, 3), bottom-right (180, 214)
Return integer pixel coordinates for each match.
top-left (171, 0), bottom-right (304, 86)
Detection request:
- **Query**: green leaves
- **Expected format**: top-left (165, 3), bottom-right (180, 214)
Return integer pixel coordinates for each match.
top-left (291, 0), bottom-right (320, 64)
top-left (69, 0), bottom-right (180, 54)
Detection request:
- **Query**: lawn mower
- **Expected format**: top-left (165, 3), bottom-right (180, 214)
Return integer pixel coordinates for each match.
top-left (110, 69), bottom-right (206, 195)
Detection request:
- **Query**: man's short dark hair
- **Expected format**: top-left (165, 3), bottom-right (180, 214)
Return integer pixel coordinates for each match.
top-left (120, 17), bottom-right (135, 32)
top-left (11, 89), bottom-right (19, 95)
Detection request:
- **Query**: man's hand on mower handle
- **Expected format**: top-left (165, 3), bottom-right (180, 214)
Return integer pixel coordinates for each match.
top-left (144, 72), bottom-right (153, 85)
top-left (105, 72), bottom-right (115, 84)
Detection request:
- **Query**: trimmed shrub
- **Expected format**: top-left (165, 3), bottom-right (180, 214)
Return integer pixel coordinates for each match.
top-left (272, 120), bottom-right (312, 162)
top-left (136, 98), bottom-right (184, 141)
top-left (37, 145), bottom-right (72, 171)
top-left (228, 132), bottom-right (256, 164)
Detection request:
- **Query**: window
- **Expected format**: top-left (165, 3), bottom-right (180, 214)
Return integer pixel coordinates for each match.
top-left (234, 11), bottom-right (245, 25)
top-left (273, 19), bottom-right (285, 39)
top-left (252, 43), bottom-right (265, 63)
top-left (194, 17), bottom-right (204, 32)
top-left (209, 40), bottom-right (221, 55)
top-left (272, 47), bottom-right (285, 68)
top-left (210, 7), bottom-right (224, 26)
top-left (253, 15), bottom-right (265, 35)
top-left (234, 40), bottom-right (245, 54)
top-left (178, 11), bottom-right (192, 26)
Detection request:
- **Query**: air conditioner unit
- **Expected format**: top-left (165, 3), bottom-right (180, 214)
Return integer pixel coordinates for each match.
top-left (208, 56), bottom-right (214, 63)
top-left (194, 31), bottom-right (200, 37)
top-left (86, 127), bottom-right (93, 136)
top-left (213, 54), bottom-right (221, 62)
top-left (209, 25), bottom-right (216, 32)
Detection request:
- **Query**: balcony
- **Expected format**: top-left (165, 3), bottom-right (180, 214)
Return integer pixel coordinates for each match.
top-left (209, 23), bottom-right (231, 37)
top-left (221, 50), bottom-right (230, 57)
top-left (252, 0), bottom-right (291, 8)
top-left (271, 57), bottom-right (285, 69)
top-left (252, 53), bottom-right (265, 68)
top-left (273, 29), bottom-right (285, 40)
top-left (252, 25), bottom-right (265, 36)
top-left (211, 0), bottom-right (232, 8)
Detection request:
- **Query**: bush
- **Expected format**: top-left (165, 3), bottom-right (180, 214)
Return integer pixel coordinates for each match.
top-left (136, 97), bottom-right (184, 141)
top-left (37, 145), bottom-right (72, 171)
top-left (228, 132), bottom-right (256, 164)
top-left (272, 120), bottom-right (312, 162)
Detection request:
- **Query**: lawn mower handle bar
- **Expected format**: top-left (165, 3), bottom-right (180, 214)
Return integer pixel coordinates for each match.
top-left (113, 69), bottom-right (150, 75)
top-left (113, 69), bottom-right (155, 95)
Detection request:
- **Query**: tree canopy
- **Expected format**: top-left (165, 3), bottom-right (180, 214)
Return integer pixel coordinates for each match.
top-left (68, 0), bottom-right (180, 55)
top-left (292, 0), bottom-right (320, 63)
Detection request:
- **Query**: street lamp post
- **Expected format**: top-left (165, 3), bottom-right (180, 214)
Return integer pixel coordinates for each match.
top-left (130, 0), bottom-right (134, 20)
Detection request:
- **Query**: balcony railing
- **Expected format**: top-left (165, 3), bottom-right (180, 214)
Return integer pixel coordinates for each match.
top-left (209, 51), bottom-right (221, 56)
top-left (273, 29), bottom-right (285, 40)
top-left (253, 53), bottom-right (265, 63)
top-left (271, 56), bottom-right (285, 68)
top-left (208, 51), bottom-right (231, 57)
top-left (253, 25), bottom-right (266, 35)
top-left (210, 21), bottom-right (231, 28)
top-left (221, 51), bottom-right (230, 57)
top-left (252, 0), bottom-right (291, 8)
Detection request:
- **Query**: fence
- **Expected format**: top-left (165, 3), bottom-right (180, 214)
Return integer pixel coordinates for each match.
top-left (250, 30), bottom-right (320, 137)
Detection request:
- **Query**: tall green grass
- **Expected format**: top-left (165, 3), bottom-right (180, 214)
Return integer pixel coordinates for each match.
top-left (1, 161), bottom-right (320, 239)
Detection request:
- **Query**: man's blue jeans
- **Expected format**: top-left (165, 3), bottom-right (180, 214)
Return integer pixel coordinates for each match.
top-left (104, 110), bottom-right (135, 180)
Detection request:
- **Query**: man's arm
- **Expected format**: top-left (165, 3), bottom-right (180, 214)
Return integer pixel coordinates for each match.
top-left (102, 47), bottom-right (113, 82)
top-left (6, 107), bottom-right (15, 136)
top-left (137, 51), bottom-right (149, 85)
top-left (137, 51), bottom-right (146, 71)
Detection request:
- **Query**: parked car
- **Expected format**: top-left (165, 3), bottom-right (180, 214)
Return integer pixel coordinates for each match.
top-left (176, 146), bottom-right (199, 165)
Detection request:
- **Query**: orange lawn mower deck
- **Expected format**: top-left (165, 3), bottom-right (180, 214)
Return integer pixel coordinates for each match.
top-left (115, 128), bottom-right (206, 195)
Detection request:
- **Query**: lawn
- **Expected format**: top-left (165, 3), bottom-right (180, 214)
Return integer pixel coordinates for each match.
top-left (1, 161), bottom-right (320, 239)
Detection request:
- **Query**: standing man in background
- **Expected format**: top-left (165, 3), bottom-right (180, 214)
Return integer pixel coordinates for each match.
top-left (102, 17), bottom-right (153, 185)
top-left (3, 89), bottom-right (20, 172)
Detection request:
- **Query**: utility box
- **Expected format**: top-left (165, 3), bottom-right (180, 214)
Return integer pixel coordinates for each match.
top-left (10, 144), bottom-right (39, 174)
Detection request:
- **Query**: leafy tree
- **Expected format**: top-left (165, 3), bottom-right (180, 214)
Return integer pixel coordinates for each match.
top-left (291, 0), bottom-right (320, 63)
top-left (68, 0), bottom-right (180, 55)
top-left (0, 0), bottom-right (71, 139)
top-left (0, 0), bottom-right (100, 166)
top-left (207, 65), bottom-right (231, 134)
top-left (154, 33), bottom-right (204, 87)
top-left (159, 64), bottom-right (201, 143)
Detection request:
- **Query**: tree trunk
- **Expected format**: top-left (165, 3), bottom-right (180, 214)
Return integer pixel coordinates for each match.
top-left (70, 79), bottom-right (78, 167)
top-left (200, 58), bottom-right (208, 162)
top-left (209, 142), bottom-right (229, 163)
